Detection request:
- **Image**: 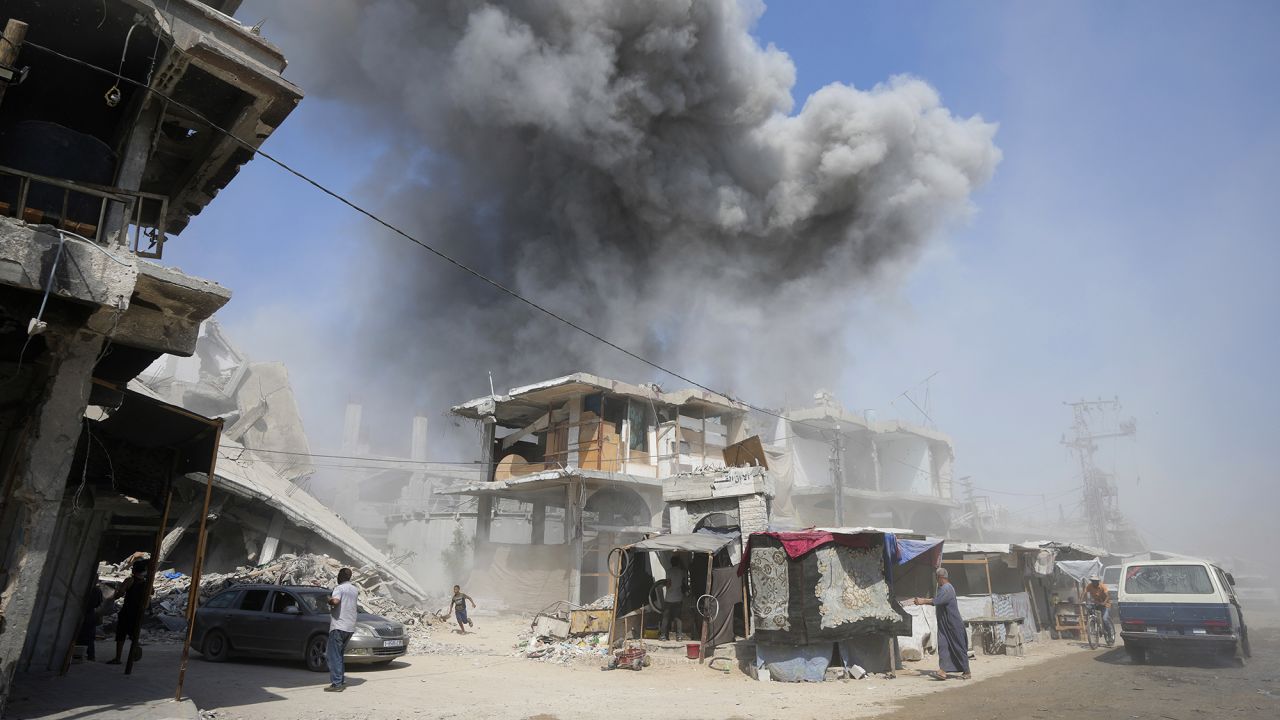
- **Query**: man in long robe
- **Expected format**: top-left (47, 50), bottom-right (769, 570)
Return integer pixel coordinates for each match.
top-left (915, 567), bottom-right (971, 680)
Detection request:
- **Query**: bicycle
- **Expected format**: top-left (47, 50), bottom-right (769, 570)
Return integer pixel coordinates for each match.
top-left (1084, 603), bottom-right (1114, 649)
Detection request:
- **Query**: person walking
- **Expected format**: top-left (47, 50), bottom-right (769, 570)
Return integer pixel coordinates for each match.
top-left (325, 567), bottom-right (358, 692)
top-left (106, 560), bottom-right (147, 665)
top-left (914, 567), bottom-right (971, 680)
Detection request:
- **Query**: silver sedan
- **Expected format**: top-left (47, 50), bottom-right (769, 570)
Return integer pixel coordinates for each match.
top-left (192, 584), bottom-right (407, 671)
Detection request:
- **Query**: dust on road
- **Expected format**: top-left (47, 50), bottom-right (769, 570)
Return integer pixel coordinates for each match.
top-left (874, 627), bottom-right (1280, 720)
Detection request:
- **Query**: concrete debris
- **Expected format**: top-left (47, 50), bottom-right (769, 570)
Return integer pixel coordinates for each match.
top-left (580, 594), bottom-right (613, 611)
top-left (513, 631), bottom-right (609, 666)
top-left (137, 553), bottom-right (437, 649)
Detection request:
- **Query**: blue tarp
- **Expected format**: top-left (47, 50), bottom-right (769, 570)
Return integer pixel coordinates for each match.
top-left (755, 642), bottom-right (831, 682)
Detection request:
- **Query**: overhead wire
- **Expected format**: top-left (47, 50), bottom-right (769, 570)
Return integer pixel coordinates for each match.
top-left (20, 39), bottom-right (843, 440)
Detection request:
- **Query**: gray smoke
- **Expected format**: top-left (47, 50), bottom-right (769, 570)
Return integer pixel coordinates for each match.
top-left (245, 0), bottom-right (1000, 429)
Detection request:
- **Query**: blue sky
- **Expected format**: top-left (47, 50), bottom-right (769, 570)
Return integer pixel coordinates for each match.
top-left (167, 1), bottom-right (1279, 560)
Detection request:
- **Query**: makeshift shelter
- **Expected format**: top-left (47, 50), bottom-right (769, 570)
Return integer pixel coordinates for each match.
top-left (740, 529), bottom-right (924, 681)
top-left (936, 542), bottom-right (1043, 648)
top-left (1017, 541), bottom-right (1116, 640)
top-left (609, 531), bottom-right (741, 660)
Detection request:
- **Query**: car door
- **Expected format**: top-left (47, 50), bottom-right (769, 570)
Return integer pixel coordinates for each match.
top-left (225, 588), bottom-right (272, 653)
top-left (258, 590), bottom-right (310, 655)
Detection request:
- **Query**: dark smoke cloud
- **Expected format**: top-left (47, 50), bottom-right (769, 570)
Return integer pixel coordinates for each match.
top-left (244, 0), bottom-right (1000, 436)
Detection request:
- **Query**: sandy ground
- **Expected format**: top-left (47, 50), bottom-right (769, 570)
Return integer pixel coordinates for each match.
top-left (9, 613), bottom-right (1096, 720)
top-left (875, 618), bottom-right (1280, 719)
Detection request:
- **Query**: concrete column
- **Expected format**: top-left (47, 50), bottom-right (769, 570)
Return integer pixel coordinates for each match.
top-left (341, 403), bottom-right (363, 455)
top-left (566, 483), bottom-right (583, 604)
top-left (530, 502), bottom-right (546, 545)
top-left (566, 396), bottom-right (582, 468)
top-left (258, 511), bottom-right (286, 565)
top-left (105, 100), bottom-right (164, 245)
top-left (475, 418), bottom-right (496, 546)
top-left (0, 326), bottom-right (104, 709)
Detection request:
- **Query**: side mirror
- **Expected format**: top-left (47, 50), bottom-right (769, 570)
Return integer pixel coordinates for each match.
top-left (1225, 573), bottom-right (1236, 587)
top-left (284, 606), bottom-right (302, 615)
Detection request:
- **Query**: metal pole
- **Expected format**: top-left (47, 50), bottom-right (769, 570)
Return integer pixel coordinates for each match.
top-left (699, 552), bottom-right (712, 663)
top-left (831, 425), bottom-right (845, 526)
top-left (175, 420), bottom-right (223, 701)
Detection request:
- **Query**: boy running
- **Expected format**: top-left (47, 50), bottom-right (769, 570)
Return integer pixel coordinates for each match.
top-left (450, 585), bottom-right (476, 634)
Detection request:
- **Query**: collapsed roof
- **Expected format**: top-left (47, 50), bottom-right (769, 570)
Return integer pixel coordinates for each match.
top-left (452, 372), bottom-right (747, 428)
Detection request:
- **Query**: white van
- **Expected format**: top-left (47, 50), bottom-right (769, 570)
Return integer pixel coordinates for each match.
top-left (1117, 559), bottom-right (1251, 664)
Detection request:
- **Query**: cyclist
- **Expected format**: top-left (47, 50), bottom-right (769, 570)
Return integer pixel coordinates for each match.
top-left (1082, 573), bottom-right (1113, 645)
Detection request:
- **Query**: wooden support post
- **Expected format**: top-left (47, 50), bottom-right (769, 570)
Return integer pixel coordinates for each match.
top-left (984, 558), bottom-right (993, 597)
top-left (0, 19), bottom-right (29, 109)
top-left (741, 573), bottom-right (751, 638)
top-left (175, 420), bottom-right (223, 702)
top-left (606, 548), bottom-right (621, 650)
top-left (699, 552), bottom-right (712, 663)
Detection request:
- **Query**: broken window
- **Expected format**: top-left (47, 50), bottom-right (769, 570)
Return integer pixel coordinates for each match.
top-left (627, 400), bottom-right (654, 452)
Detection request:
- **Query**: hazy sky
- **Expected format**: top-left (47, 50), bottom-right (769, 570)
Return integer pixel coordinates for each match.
top-left (164, 1), bottom-right (1279, 563)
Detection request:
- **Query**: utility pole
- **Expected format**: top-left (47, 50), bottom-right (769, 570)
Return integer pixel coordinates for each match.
top-left (1062, 398), bottom-right (1136, 549)
top-left (829, 423), bottom-right (845, 527)
top-left (959, 476), bottom-right (984, 541)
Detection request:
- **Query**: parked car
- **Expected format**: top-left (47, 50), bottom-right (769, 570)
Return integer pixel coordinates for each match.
top-left (1118, 559), bottom-right (1250, 665)
top-left (192, 584), bottom-right (406, 671)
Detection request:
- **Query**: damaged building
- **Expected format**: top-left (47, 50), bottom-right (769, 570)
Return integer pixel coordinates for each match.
top-left (437, 374), bottom-right (966, 610)
top-left (772, 391), bottom-right (957, 535)
top-left (0, 0), bottom-right (302, 707)
top-left (446, 373), bottom-right (756, 607)
top-left (135, 322), bottom-right (428, 601)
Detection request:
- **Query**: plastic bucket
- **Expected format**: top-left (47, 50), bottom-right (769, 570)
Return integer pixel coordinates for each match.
top-left (686, 643), bottom-right (700, 659)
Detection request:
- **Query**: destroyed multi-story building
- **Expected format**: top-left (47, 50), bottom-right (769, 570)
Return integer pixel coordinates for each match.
top-left (771, 392), bottom-right (957, 535)
top-left (0, 0), bottom-right (301, 706)
top-left (446, 373), bottom-right (755, 607)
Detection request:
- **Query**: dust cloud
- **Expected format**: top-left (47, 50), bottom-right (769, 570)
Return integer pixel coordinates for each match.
top-left (242, 0), bottom-right (999, 445)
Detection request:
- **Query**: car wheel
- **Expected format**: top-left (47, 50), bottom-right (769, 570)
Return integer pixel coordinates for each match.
top-left (305, 634), bottom-right (329, 673)
top-left (1124, 643), bottom-right (1145, 665)
top-left (202, 630), bottom-right (231, 663)
top-left (1241, 627), bottom-right (1252, 658)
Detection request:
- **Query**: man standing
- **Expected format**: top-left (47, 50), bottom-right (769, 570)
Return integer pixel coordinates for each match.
top-left (659, 555), bottom-right (687, 641)
top-left (325, 568), bottom-right (358, 692)
top-left (914, 567), bottom-right (971, 680)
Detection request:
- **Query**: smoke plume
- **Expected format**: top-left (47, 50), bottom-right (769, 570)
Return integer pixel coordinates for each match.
top-left (246, 0), bottom-right (1000, 432)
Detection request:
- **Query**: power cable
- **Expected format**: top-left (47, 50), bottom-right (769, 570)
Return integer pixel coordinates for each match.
top-left (21, 39), bottom-right (841, 440)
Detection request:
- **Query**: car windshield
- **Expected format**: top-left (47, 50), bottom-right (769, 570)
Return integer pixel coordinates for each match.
top-left (1124, 564), bottom-right (1214, 594)
top-left (294, 589), bottom-right (371, 615)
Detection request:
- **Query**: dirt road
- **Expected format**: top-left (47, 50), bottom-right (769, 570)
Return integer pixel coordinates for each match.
top-left (8, 614), bottom-right (1276, 719)
top-left (875, 626), bottom-right (1280, 720)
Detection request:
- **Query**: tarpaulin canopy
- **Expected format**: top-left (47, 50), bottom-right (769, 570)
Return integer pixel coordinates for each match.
top-left (895, 538), bottom-right (946, 566)
top-left (1055, 558), bottom-right (1103, 583)
top-left (629, 531), bottom-right (735, 554)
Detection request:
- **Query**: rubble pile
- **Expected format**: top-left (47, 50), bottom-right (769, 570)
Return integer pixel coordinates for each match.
top-left (513, 630), bottom-right (609, 666)
top-left (137, 553), bottom-right (437, 649)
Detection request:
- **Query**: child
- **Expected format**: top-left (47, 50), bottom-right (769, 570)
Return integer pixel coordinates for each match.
top-left (450, 585), bottom-right (476, 634)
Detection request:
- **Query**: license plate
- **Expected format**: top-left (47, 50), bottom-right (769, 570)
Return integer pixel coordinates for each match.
top-left (382, 639), bottom-right (404, 648)
top-left (1145, 627), bottom-right (1158, 633)
top-left (1191, 629), bottom-right (1207, 635)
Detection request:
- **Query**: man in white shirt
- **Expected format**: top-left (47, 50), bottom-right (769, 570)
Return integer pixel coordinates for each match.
top-left (325, 567), bottom-right (358, 692)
